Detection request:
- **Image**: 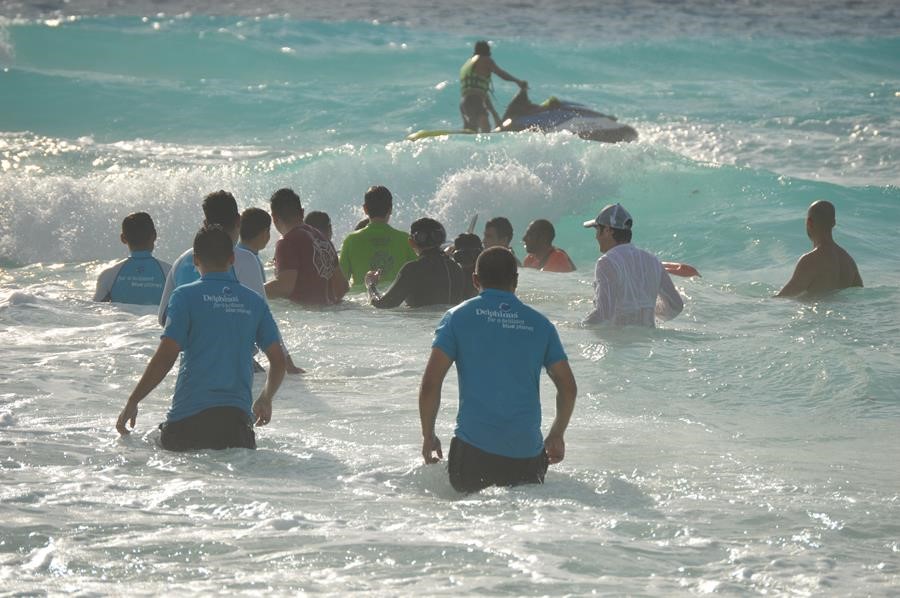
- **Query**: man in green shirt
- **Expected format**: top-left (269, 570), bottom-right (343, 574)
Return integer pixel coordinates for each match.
top-left (339, 186), bottom-right (418, 289)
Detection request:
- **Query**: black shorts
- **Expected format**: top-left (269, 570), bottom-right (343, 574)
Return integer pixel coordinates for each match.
top-left (159, 406), bottom-right (256, 452)
top-left (448, 436), bottom-right (549, 493)
top-left (460, 94), bottom-right (488, 130)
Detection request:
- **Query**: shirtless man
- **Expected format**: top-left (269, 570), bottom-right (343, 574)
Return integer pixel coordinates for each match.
top-left (776, 200), bottom-right (863, 297)
top-left (459, 40), bottom-right (528, 132)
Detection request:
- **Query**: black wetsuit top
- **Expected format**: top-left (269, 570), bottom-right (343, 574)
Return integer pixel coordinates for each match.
top-left (372, 248), bottom-right (465, 308)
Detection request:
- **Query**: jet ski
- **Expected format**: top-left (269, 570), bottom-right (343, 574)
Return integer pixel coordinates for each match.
top-left (498, 89), bottom-right (638, 143)
top-left (406, 89), bottom-right (637, 143)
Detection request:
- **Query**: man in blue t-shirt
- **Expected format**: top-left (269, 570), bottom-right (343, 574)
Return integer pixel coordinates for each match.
top-left (419, 247), bottom-right (577, 493)
top-left (94, 212), bottom-right (171, 305)
top-left (116, 225), bottom-right (286, 451)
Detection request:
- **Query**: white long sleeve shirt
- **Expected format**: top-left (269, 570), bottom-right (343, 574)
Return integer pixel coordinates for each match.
top-left (584, 243), bottom-right (684, 327)
top-left (157, 246), bottom-right (266, 326)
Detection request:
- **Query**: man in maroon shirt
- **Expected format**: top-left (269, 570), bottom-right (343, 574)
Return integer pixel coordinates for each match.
top-left (265, 188), bottom-right (348, 305)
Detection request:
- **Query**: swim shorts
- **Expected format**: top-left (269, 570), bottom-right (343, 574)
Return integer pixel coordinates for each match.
top-left (159, 406), bottom-right (256, 451)
top-left (460, 94), bottom-right (489, 131)
top-left (448, 436), bottom-right (548, 493)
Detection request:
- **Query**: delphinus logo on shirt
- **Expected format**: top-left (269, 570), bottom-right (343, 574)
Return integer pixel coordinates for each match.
top-left (476, 303), bottom-right (534, 332)
top-left (203, 286), bottom-right (250, 315)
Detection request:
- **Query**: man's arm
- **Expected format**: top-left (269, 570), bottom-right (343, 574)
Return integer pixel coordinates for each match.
top-left (234, 250), bottom-right (266, 297)
top-left (338, 237), bottom-right (353, 283)
top-left (662, 262), bottom-right (700, 278)
top-left (544, 359), bottom-right (577, 464)
top-left (252, 341), bottom-right (286, 426)
top-left (330, 266), bottom-right (349, 302)
top-left (584, 261), bottom-right (612, 324)
top-left (157, 267), bottom-right (177, 326)
top-left (371, 264), bottom-right (412, 309)
top-left (776, 253), bottom-right (815, 297)
top-left (93, 266), bottom-right (115, 302)
top-left (656, 269), bottom-right (684, 321)
top-left (265, 269), bottom-right (298, 299)
top-left (488, 57), bottom-right (527, 88)
top-left (116, 337), bottom-right (181, 435)
top-left (418, 347), bottom-right (453, 464)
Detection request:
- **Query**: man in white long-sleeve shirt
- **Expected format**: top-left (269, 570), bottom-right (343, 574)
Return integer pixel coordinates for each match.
top-left (582, 203), bottom-right (683, 327)
top-left (157, 191), bottom-right (265, 326)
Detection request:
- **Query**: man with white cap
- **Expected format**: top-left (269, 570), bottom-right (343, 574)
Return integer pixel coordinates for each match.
top-left (582, 203), bottom-right (684, 327)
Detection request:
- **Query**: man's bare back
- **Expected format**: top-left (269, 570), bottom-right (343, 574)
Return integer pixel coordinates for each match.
top-left (777, 200), bottom-right (863, 297)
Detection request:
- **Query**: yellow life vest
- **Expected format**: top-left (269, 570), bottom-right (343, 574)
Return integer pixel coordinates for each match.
top-left (459, 57), bottom-right (491, 96)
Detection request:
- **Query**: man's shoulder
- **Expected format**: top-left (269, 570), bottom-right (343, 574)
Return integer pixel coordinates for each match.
top-left (234, 245), bottom-right (259, 265)
top-left (98, 258), bottom-right (128, 278)
top-left (173, 247), bottom-right (193, 262)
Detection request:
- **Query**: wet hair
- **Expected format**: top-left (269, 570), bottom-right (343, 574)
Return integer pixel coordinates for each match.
top-left (269, 188), bottom-right (303, 222)
top-left (476, 246), bottom-right (517, 290)
top-left (202, 190), bottom-right (239, 228)
top-left (410, 218), bottom-right (446, 249)
top-left (452, 233), bottom-right (483, 268)
top-left (808, 200), bottom-right (836, 229)
top-left (530, 219), bottom-right (555, 243)
top-left (239, 207), bottom-right (271, 242)
top-left (485, 216), bottom-right (514, 243)
top-left (121, 212), bottom-right (156, 247)
top-left (354, 218), bottom-right (370, 231)
top-left (611, 227), bottom-right (632, 243)
top-left (193, 224), bottom-right (234, 268)
top-left (364, 186), bottom-right (393, 218)
top-left (474, 40), bottom-right (491, 56)
top-left (304, 210), bottom-right (332, 238)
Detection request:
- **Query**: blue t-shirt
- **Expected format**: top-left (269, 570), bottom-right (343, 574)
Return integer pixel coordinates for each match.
top-left (162, 272), bottom-right (280, 423)
top-left (95, 251), bottom-right (170, 305)
top-left (432, 288), bottom-right (567, 458)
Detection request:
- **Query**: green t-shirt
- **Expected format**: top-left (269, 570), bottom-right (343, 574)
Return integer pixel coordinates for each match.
top-left (339, 221), bottom-right (417, 289)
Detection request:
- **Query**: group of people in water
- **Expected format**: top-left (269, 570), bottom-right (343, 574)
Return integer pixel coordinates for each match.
top-left (94, 38), bottom-right (867, 493)
top-left (100, 180), bottom-right (861, 493)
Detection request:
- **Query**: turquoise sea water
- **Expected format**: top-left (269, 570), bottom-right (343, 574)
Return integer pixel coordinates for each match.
top-left (1, 1), bottom-right (899, 594)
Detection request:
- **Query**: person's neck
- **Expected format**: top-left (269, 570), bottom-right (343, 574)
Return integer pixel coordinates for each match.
top-left (368, 217), bottom-right (389, 224)
top-left (129, 245), bottom-right (153, 253)
top-left (281, 219), bottom-right (303, 234)
top-left (532, 245), bottom-right (554, 261)
top-left (810, 231), bottom-right (834, 249)
top-left (482, 285), bottom-right (515, 294)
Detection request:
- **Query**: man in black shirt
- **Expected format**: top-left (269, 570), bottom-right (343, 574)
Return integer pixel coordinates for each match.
top-left (365, 218), bottom-right (465, 308)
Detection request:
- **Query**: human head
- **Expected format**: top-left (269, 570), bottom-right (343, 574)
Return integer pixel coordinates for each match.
top-left (474, 40), bottom-right (491, 56)
top-left (523, 219), bottom-right (555, 255)
top-left (583, 203), bottom-right (633, 251)
top-left (239, 207), bottom-right (271, 249)
top-left (409, 218), bottom-right (446, 251)
top-left (452, 233), bottom-right (483, 268)
top-left (120, 212), bottom-right (156, 251)
top-left (192, 224), bottom-right (235, 273)
top-left (483, 216), bottom-right (513, 248)
top-left (806, 200), bottom-right (836, 239)
top-left (269, 188), bottom-right (304, 233)
top-left (474, 246), bottom-right (518, 292)
top-left (363, 186), bottom-right (393, 220)
top-left (202, 190), bottom-right (241, 241)
top-left (304, 210), bottom-right (333, 241)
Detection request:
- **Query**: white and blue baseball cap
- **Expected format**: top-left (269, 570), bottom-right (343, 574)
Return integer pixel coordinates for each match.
top-left (583, 203), bottom-right (633, 230)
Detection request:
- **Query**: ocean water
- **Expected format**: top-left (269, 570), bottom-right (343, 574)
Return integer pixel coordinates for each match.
top-left (1, 0), bottom-right (899, 594)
